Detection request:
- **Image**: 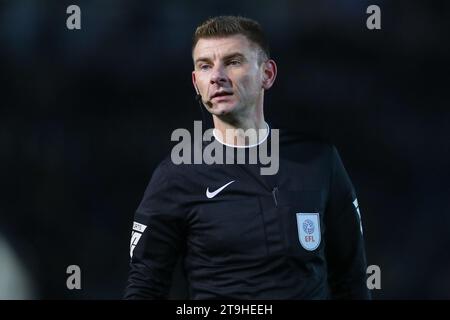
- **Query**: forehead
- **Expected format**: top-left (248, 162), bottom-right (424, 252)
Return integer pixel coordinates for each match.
top-left (193, 34), bottom-right (257, 60)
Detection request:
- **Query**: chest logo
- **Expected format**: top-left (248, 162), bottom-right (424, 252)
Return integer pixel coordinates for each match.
top-left (206, 180), bottom-right (235, 199)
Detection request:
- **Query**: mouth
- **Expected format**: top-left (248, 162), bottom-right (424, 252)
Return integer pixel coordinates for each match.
top-left (211, 91), bottom-right (233, 100)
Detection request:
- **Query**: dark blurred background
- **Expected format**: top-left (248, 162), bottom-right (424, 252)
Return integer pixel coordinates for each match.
top-left (0, 0), bottom-right (449, 299)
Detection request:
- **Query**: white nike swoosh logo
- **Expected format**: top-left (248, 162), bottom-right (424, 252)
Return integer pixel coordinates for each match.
top-left (206, 180), bottom-right (235, 199)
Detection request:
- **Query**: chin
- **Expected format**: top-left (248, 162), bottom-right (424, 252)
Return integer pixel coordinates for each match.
top-left (212, 102), bottom-right (237, 115)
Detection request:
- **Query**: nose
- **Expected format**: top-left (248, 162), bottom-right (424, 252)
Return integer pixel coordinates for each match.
top-left (210, 65), bottom-right (228, 85)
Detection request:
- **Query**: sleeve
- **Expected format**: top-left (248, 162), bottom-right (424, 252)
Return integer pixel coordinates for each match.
top-left (124, 161), bottom-right (187, 299)
top-left (324, 146), bottom-right (371, 299)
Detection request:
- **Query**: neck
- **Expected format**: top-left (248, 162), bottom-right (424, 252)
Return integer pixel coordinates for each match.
top-left (212, 112), bottom-right (267, 147)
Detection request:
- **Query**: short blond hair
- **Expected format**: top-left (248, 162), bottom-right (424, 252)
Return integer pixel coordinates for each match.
top-left (192, 16), bottom-right (270, 62)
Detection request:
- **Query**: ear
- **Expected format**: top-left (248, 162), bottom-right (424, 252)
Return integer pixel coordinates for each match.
top-left (192, 71), bottom-right (200, 94)
top-left (262, 59), bottom-right (277, 90)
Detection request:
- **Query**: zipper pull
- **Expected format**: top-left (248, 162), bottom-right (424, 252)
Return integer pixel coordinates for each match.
top-left (272, 187), bottom-right (278, 207)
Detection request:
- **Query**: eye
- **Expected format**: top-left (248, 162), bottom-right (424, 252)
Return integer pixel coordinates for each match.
top-left (199, 64), bottom-right (211, 71)
top-left (228, 59), bottom-right (241, 66)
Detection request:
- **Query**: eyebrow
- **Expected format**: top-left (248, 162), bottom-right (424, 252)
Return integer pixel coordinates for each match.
top-left (194, 52), bottom-right (246, 65)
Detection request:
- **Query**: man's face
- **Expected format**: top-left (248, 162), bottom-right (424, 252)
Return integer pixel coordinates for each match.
top-left (192, 35), bottom-right (268, 117)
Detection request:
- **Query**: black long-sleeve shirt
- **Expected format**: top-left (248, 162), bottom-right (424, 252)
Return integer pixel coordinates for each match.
top-left (125, 128), bottom-right (370, 299)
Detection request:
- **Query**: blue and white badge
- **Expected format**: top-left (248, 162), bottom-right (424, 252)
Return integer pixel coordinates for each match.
top-left (296, 212), bottom-right (321, 251)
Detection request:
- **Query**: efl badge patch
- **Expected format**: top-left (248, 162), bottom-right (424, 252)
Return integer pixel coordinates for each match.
top-left (296, 212), bottom-right (321, 251)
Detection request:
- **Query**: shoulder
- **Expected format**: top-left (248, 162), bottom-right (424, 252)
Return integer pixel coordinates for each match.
top-left (150, 154), bottom-right (187, 181)
top-left (147, 153), bottom-right (202, 192)
top-left (277, 127), bottom-right (336, 162)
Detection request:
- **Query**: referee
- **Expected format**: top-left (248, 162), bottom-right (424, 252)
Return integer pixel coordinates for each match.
top-left (125, 16), bottom-right (370, 299)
